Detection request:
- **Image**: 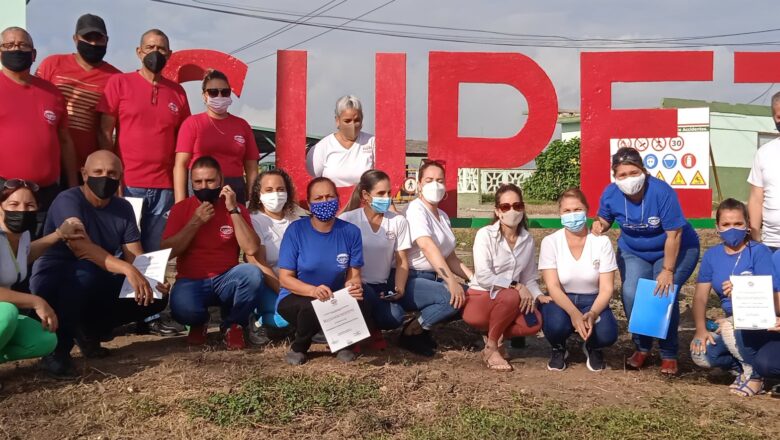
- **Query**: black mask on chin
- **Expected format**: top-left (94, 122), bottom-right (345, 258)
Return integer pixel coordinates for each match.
top-left (1, 50), bottom-right (34, 72)
top-left (193, 187), bottom-right (221, 204)
top-left (86, 176), bottom-right (120, 200)
top-left (77, 40), bottom-right (107, 64)
top-left (3, 210), bottom-right (37, 234)
top-left (142, 51), bottom-right (167, 74)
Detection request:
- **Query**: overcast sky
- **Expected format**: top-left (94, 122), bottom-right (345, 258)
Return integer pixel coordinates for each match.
top-left (25, 0), bottom-right (780, 140)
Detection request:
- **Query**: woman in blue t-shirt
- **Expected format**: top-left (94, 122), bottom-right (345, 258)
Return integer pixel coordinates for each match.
top-left (276, 177), bottom-right (370, 366)
top-left (691, 199), bottom-right (777, 396)
top-left (592, 147), bottom-right (700, 375)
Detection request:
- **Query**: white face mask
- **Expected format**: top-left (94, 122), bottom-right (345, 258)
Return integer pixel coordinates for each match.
top-left (615, 173), bottom-right (646, 196)
top-left (421, 181), bottom-right (446, 204)
top-left (207, 96), bottom-right (232, 115)
top-left (260, 191), bottom-right (287, 213)
top-left (499, 209), bottom-right (524, 228)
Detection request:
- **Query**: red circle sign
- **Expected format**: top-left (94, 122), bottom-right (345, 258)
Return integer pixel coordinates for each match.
top-left (651, 137), bottom-right (667, 151)
top-left (634, 138), bottom-right (649, 151)
top-left (681, 153), bottom-right (696, 169)
top-left (670, 136), bottom-right (685, 151)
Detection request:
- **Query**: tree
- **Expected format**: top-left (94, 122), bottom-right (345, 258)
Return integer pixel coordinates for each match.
top-left (523, 137), bottom-right (581, 201)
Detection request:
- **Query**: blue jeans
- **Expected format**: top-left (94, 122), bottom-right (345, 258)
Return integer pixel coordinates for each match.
top-left (255, 283), bottom-right (289, 328)
top-left (541, 293), bottom-right (618, 351)
top-left (741, 329), bottom-right (780, 379)
top-left (402, 270), bottom-right (461, 330)
top-left (124, 187), bottom-right (174, 252)
top-left (170, 264), bottom-right (263, 328)
top-left (617, 245), bottom-right (700, 359)
top-left (690, 318), bottom-right (757, 378)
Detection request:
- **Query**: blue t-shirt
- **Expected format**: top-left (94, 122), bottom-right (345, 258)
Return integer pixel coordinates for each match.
top-left (277, 217), bottom-right (364, 303)
top-left (598, 176), bottom-right (699, 262)
top-left (32, 187), bottom-right (140, 273)
top-left (697, 241), bottom-right (778, 316)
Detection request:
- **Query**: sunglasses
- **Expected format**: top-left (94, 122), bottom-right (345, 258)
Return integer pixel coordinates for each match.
top-left (419, 158), bottom-right (446, 169)
top-left (3, 178), bottom-right (39, 192)
top-left (205, 88), bottom-right (231, 98)
top-left (498, 202), bottom-right (524, 212)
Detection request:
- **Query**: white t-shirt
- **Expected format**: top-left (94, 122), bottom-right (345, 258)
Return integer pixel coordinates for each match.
top-left (306, 131), bottom-right (375, 187)
top-left (250, 211), bottom-right (298, 273)
top-left (338, 208), bottom-right (412, 284)
top-left (748, 137), bottom-right (780, 246)
top-left (0, 231), bottom-right (30, 288)
top-left (538, 229), bottom-right (617, 295)
top-left (405, 198), bottom-right (457, 272)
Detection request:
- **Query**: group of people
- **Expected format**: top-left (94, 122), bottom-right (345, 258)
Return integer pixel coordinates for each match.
top-left (0, 14), bottom-right (778, 398)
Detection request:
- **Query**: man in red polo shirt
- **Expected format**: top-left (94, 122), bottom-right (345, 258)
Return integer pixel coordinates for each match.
top-left (36, 14), bottom-right (121, 169)
top-left (161, 156), bottom-right (263, 350)
top-left (0, 26), bottom-right (79, 236)
top-left (96, 28), bottom-right (190, 253)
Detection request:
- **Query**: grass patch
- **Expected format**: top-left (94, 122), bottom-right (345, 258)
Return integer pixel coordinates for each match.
top-left (408, 394), bottom-right (764, 440)
top-left (184, 374), bottom-right (379, 428)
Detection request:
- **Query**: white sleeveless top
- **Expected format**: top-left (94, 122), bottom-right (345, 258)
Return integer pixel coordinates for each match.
top-left (0, 231), bottom-right (30, 287)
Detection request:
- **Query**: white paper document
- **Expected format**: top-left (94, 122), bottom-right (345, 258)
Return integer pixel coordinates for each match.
top-left (730, 275), bottom-right (776, 330)
top-left (125, 197), bottom-right (144, 230)
top-left (119, 248), bottom-right (172, 300)
top-left (311, 288), bottom-right (370, 352)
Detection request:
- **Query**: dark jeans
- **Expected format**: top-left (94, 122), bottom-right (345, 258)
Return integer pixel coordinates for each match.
top-left (277, 293), bottom-right (373, 353)
top-left (123, 187), bottom-right (174, 253)
top-left (741, 329), bottom-right (780, 379)
top-left (30, 260), bottom-right (167, 357)
top-left (541, 293), bottom-right (618, 351)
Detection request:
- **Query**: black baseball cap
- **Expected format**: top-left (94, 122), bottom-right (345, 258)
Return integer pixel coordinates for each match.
top-left (75, 14), bottom-right (107, 37)
top-left (611, 147), bottom-right (644, 170)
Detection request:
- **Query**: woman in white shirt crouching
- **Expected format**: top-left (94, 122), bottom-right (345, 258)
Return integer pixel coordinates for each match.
top-left (538, 188), bottom-right (618, 372)
top-left (464, 183), bottom-right (545, 371)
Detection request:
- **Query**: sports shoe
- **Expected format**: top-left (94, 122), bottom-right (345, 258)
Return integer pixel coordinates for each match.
top-left (187, 325), bottom-right (208, 345)
top-left (582, 343), bottom-right (606, 371)
top-left (336, 348), bottom-right (358, 363)
top-left (419, 330), bottom-right (438, 349)
top-left (399, 332), bottom-right (435, 357)
top-left (248, 321), bottom-right (271, 347)
top-left (311, 331), bottom-right (328, 344)
top-left (363, 329), bottom-right (388, 351)
top-left (74, 332), bottom-right (110, 359)
top-left (547, 348), bottom-right (569, 371)
top-left (39, 353), bottom-right (78, 380)
top-left (285, 350), bottom-right (306, 365)
top-left (225, 324), bottom-right (246, 350)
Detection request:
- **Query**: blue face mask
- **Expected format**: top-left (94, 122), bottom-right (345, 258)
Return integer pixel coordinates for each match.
top-left (310, 198), bottom-right (339, 222)
top-left (719, 227), bottom-right (748, 247)
top-left (370, 196), bottom-right (392, 214)
top-left (561, 211), bottom-right (587, 232)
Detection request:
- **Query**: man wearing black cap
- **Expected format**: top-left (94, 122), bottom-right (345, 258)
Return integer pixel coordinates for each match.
top-left (36, 14), bottom-right (121, 169)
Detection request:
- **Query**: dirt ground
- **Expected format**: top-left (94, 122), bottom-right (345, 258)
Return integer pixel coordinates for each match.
top-left (1, 226), bottom-right (779, 439)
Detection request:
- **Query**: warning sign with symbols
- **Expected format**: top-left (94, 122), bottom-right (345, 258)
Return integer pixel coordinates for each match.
top-left (610, 108), bottom-right (710, 190)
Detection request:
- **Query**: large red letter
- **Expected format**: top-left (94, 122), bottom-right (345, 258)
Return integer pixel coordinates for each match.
top-left (734, 52), bottom-right (780, 83)
top-left (428, 52), bottom-right (558, 216)
top-left (580, 51), bottom-right (713, 218)
top-left (375, 53), bottom-right (408, 198)
top-left (275, 50), bottom-right (309, 205)
top-left (162, 49), bottom-right (248, 96)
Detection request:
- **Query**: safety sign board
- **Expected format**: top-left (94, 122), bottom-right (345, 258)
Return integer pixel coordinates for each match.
top-left (611, 107), bottom-right (710, 190)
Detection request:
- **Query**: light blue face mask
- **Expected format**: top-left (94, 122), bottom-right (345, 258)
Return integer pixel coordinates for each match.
top-left (370, 196), bottom-right (392, 214)
top-left (561, 211), bottom-right (587, 232)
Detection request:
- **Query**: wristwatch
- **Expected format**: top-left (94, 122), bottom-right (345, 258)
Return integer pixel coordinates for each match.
top-left (228, 207), bottom-right (241, 215)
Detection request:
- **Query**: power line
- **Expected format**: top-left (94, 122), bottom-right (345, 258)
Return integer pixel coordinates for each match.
top-left (747, 83), bottom-right (776, 104)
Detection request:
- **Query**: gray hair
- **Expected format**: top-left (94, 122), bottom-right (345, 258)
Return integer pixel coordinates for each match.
top-left (771, 91), bottom-right (780, 108)
top-left (1, 26), bottom-right (34, 47)
top-left (334, 95), bottom-right (362, 117)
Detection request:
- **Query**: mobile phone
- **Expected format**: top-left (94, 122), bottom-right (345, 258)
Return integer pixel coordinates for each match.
top-left (524, 311), bottom-right (539, 327)
top-left (381, 290), bottom-right (398, 299)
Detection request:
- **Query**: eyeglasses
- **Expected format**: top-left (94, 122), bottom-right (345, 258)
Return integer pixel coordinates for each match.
top-left (3, 178), bottom-right (39, 192)
top-left (0, 42), bottom-right (33, 51)
top-left (498, 202), bottom-right (524, 212)
top-left (205, 88), bottom-right (231, 98)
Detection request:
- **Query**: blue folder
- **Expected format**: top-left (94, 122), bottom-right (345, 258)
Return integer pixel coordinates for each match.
top-left (627, 278), bottom-right (679, 339)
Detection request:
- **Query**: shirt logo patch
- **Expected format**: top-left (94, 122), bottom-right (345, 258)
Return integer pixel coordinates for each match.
top-left (43, 110), bottom-right (57, 125)
top-left (647, 216), bottom-right (661, 226)
top-left (361, 145), bottom-right (373, 153)
top-left (168, 102), bottom-right (179, 113)
top-left (336, 253), bottom-right (349, 268)
top-left (386, 231), bottom-right (397, 241)
top-left (593, 259), bottom-right (600, 270)
top-left (219, 225), bottom-right (234, 238)
top-left (234, 135), bottom-right (245, 144)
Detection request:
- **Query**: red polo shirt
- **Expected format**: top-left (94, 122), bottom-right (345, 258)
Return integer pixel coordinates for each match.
top-left (96, 72), bottom-right (191, 189)
top-left (0, 71), bottom-right (68, 186)
top-left (176, 112), bottom-right (259, 177)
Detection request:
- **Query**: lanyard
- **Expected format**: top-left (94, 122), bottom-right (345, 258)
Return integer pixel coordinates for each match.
top-left (730, 243), bottom-right (752, 276)
top-left (623, 197), bottom-right (645, 226)
top-left (4, 237), bottom-right (21, 284)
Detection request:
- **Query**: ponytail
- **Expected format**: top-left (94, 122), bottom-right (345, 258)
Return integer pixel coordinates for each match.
top-left (343, 184), bottom-right (365, 213)
top-left (342, 169), bottom-right (391, 213)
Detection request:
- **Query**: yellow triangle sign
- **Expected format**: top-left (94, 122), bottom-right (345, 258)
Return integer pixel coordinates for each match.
top-left (655, 171), bottom-right (665, 182)
top-left (671, 170), bottom-right (687, 186)
top-left (690, 170), bottom-right (706, 186)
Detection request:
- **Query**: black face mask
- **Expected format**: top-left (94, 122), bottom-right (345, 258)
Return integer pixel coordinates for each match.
top-left (142, 51), bottom-right (167, 74)
top-left (1, 50), bottom-right (34, 72)
top-left (86, 176), bottom-right (120, 200)
top-left (4, 210), bottom-right (37, 234)
top-left (77, 40), bottom-right (106, 65)
top-left (194, 187), bottom-right (222, 204)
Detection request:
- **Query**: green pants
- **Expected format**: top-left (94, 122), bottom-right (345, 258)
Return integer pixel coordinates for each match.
top-left (0, 302), bottom-right (57, 363)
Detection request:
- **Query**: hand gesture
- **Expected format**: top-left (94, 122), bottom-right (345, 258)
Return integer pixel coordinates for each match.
top-left (690, 329), bottom-right (716, 354)
top-left (33, 297), bottom-right (58, 332)
top-left (591, 219), bottom-right (605, 236)
top-left (220, 185), bottom-right (238, 211)
top-left (156, 281), bottom-right (171, 296)
top-left (515, 284), bottom-right (535, 314)
top-left (721, 280), bottom-right (733, 297)
top-left (346, 282), bottom-right (363, 300)
top-left (57, 217), bottom-right (86, 241)
top-left (192, 201), bottom-right (215, 226)
top-left (447, 280), bottom-right (466, 309)
top-left (310, 284), bottom-right (333, 301)
top-left (537, 294), bottom-right (553, 305)
top-left (125, 267), bottom-right (155, 306)
top-left (571, 310), bottom-right (593, 341)
top-left (654, 269), bottom-right (674, 297)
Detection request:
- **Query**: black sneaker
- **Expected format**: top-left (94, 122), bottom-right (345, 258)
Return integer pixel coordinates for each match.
top-left (583, 343), bottom-right (606, 371)
top-left (39, 354), bottom-right (78, 380)
top-left (285, 350), bottom-right (306, 366)
top-left (137, 319), bottom-right (184, 337)
top-left (399, 332), bottom-right (435, 357)
top-left (311, 331), bottom-right (328, 345)
top-left (547, 348), bottom-right (568, 371)
top-left (247, 322), bottom-right (271, 347)
top-left (420, 330), bottom-right (438, 349)
top-left (336, 348), bottom-right (357, 363)
top-left (75, 333), bottom-right (110, 359)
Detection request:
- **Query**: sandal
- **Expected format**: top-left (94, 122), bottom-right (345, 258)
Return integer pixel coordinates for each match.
top-left (730, 378), bottom-right (765, 397)
top-left (626, 351), bottom-right (649, 369)
top-left (729, 373), bottom-right (747, 391)
top-left (660, 359), bottom-right (678, 376)
top-left (483, 348), bottom-right (512, 372)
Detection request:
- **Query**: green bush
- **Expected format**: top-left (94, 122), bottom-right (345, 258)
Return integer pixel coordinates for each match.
top-left (522, 137), bottom-right (581, 201)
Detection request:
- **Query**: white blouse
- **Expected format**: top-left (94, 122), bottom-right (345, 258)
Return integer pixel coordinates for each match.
top-left (0, 231), bottom-right (30, 287)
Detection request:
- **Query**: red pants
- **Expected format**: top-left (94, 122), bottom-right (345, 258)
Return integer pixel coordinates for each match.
top-left (462, 288), bottom-right (542, 342)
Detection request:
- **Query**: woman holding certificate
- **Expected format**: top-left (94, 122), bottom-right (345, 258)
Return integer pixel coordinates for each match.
top-left (276, 177), bottom-right (370, 365)
top-left (592, 147), bottom-right (700, 375)
top-left (690, 199), bottom-right (776, 397)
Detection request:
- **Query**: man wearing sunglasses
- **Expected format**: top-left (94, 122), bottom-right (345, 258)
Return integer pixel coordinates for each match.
top-left (0, 26), bottom-right (80, 237)
top-left (36, 14), bottom-right (121, 171)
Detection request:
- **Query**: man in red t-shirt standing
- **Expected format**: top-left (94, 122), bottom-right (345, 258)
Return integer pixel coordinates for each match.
top-left (36, 14), bottom-right (121, 170)
top-left (96, 29), bottom-right (191, 253)
top-left (162, 156), bottom-right (263, 350)
top-left (0, 27), bottom-right (79, 236)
